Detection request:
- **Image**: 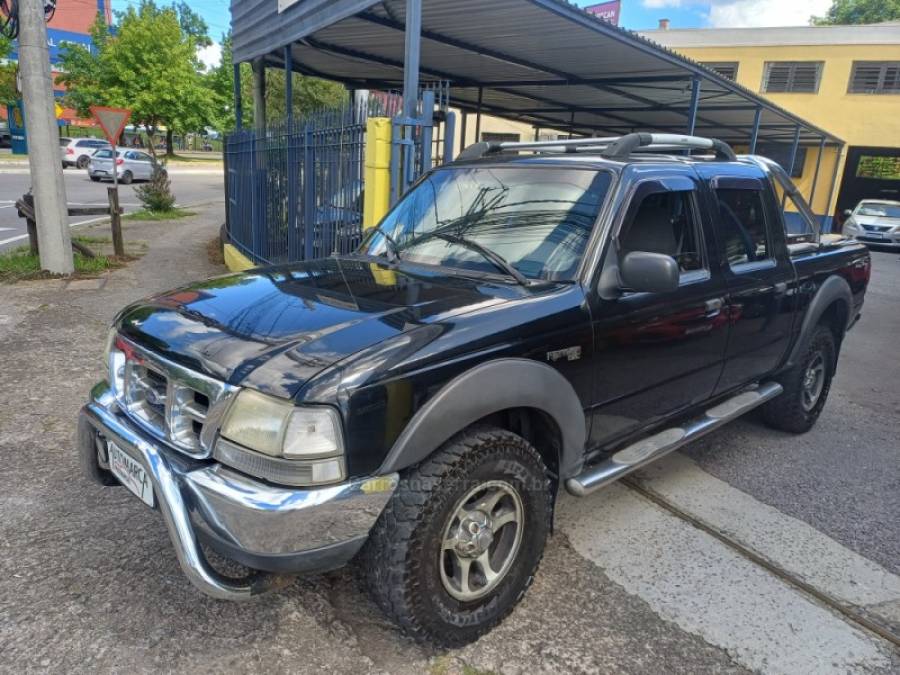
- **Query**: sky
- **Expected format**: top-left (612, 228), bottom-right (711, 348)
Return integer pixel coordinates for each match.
top-left (192, 0), bottom-right (836, 70)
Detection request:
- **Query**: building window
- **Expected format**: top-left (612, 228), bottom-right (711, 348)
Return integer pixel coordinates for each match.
top-left (481, 132), bottom-right (520, 143)
top-left (848, 62), bottom-right (900, 94)
top-left (702, 62), bottom-right (739, 81)
top-left (761, 62), bottom-right (823, 94)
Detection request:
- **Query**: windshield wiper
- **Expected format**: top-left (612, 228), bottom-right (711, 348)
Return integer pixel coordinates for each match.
top-left (428, 232), bottom-right (530, 286)
top-left (362, 224), bottom-right (401, 262)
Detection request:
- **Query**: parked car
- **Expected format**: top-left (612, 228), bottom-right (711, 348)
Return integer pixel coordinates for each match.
top-left (88, 148), bottom-right (165, 184)
top-left (842, 199), bottom-right (900, 248)
top-left (78, 133), bottom-right (870, 647)
top-left (61, 137), bottom-right (110, 169)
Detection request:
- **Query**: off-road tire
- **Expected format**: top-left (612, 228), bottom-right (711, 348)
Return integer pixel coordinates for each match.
top-left (120, 170), bottom-right (133, 185)
top-left (362, 426), bottom-right (552, 647)
top-left (762, 324), bottom-right (836, 433)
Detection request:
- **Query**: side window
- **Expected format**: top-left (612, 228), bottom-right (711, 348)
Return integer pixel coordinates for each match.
top-left (619, 189), bottom-right (704, 274)
top-left (715, 188), bottom-right (770, 267)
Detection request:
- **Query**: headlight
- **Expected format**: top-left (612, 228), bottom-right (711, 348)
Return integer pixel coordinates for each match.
top-left (218, 389), bottom-right (346, 486)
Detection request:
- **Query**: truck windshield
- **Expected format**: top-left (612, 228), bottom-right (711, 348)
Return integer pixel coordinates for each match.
top-left (361, 166), bottom-right (612, 282)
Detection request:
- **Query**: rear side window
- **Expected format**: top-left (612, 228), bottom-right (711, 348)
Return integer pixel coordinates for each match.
top-left (715, 189), bottom-right (770, 267)
top-left (619, 190), bottom-right (704, 274)
top-left (93, 149), bottom-right (113, 159)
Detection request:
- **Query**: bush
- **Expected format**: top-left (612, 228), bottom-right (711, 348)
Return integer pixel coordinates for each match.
top-left (134, 164), bottom-right (176, 212)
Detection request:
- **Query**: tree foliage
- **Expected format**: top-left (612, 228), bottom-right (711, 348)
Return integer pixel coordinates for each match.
top-left (204, 32), bottom-right (346, 130)
top-left (0, 34), bottom-right (15, 105)
top-left (813, 0), bottom-right (900, 25)
top-left (57, 1), bottom-right (214, 155)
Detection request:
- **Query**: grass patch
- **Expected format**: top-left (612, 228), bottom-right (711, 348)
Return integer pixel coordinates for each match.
top-left (73, 235), bottom-right (112, 245)
top-left (125, 208), bottom-right (195, 221)
top-left (163, 153), bottom-right (223, 164)
top-left (0, 246), bottom-right (124, 283)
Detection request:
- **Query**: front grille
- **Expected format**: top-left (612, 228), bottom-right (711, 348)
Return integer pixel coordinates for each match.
top-left (861, 224), bottom-right (891, 232)
top-left (113, 336), bottom-right (236, 457)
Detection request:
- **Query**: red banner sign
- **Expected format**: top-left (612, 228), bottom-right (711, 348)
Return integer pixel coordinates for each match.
top-left (585, 0), bottom-right (621, 25)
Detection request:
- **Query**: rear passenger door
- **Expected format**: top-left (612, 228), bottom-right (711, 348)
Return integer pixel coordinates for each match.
top-left (588, 169), bottom-right (730, 449)
top-left (708, 175), bottom-right (797, 394)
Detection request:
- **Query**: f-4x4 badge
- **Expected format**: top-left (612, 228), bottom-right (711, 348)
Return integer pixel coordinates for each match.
top-left (547, 346), bottom-right (582, 362)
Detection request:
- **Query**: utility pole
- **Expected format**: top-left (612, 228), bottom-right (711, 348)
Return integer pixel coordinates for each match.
top-left (18, 0), bottom-right (72, 273)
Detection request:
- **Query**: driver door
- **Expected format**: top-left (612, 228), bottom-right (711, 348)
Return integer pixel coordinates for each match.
top-left (587, 169), bottom-right (730, 450)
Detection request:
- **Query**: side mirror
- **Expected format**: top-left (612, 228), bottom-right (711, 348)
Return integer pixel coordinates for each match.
top-left (843, 210), bottom-right (853, 218)
top-left (619, 251), bottom-right (680, 294)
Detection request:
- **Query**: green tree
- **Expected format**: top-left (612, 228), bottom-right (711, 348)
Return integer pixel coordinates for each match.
top-left (813, 0), bottom-right (900, 24)
top-left (204, 32), bottom-right (346, 130)
top-left (0, 34), bottom-right (15, 105)
top-left (57, 1), bottom-right (214, 156)
top-left (172, 2), bottom-right (212, 48)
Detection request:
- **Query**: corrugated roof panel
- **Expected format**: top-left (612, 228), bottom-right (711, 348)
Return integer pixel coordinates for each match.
top-left (235, 0), bottom-right (842, 145)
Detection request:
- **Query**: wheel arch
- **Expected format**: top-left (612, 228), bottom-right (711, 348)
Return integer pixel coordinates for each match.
top-left (377, 358), bottom-right (587, 481)
top-left (786, 275), bottom-right (853, 369)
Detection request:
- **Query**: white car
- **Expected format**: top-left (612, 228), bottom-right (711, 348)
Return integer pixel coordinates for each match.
top-left (88, 149), bottom-right (164, 185)
top-left (842, 200), bottom-right (900, 249)
top-left (60, 137), bottom-right (110, 169)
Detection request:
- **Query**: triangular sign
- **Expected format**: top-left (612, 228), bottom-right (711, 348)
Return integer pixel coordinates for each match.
top-left (90, 106), bottom-right (132, 146)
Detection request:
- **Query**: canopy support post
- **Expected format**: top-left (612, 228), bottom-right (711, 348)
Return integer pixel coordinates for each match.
top-left (788, 125), bottom-right (801, 177)
top-left (475, 87), bottom-right (483, 142)
top-left (749, 107), bottom-right (761, 154)
top-left (686, 77), bottom-right (701, 135)
top-left (823, 145), bottom-right (844, 234)
top-left (809, 137), bottom-right (826, 214)
top-left (402, 0), bottom-right (422, 120)
top-left (459, 111), bottom-right (468, 153)
top-left (284, 46), bottom-right (293, 124)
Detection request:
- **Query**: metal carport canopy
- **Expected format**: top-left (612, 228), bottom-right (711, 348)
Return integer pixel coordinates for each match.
top-left (231, 0), bottom-right (842, 146)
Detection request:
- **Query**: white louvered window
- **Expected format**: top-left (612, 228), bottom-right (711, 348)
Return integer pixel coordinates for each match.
top-left (702, 62), bottom-right (739, 81)
top-left (762, 62), bottom-right (823, 94)
top-left (849, 62), bottom-right (900, 94)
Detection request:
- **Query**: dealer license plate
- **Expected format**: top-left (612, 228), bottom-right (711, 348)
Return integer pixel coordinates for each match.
top-left (108, 442), bottom-right (155, 507)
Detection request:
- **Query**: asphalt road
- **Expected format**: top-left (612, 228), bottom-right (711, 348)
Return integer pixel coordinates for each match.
top-left (0, 212), bottom-right (898, 673)
top-left (0, 164), bottom-right (224, 252)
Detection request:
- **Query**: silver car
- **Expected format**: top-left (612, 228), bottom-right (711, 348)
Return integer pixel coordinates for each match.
top-left (88, 148), bottom-right (164, 185)
top-left (842, 200), bottom-right (900, 249)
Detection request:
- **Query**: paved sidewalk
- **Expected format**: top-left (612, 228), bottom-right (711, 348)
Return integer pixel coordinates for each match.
top-left (0, 207), bottom-right (896, 674)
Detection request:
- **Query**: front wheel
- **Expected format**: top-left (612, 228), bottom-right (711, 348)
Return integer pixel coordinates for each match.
top-left (761, 324), bottom-right (836, 433)
top-left (363, 426), bottom-right (552, 647)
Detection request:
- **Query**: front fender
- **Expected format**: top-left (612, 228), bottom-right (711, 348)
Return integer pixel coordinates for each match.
top-left (377, 358), bottom-right (587, 480)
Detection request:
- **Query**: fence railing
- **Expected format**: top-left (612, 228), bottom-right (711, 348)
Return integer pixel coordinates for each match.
top-left (224, 104), bottom-right (376, 266)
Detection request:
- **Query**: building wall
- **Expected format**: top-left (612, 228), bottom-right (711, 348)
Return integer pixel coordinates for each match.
top-left (646, 35), bottom-right (900, 221)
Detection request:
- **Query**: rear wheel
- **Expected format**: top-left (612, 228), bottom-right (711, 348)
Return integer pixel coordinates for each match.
top-left (120, 170), bottom-right (133, 185)
top-left (761, 324), bottom-right (836, 433)
top-left (363, 426), bottom-right (552, 647)
top-left (76, 155), bottom-right (90, 169)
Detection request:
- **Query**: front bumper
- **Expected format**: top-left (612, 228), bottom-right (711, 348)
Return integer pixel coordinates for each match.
top-left (78, 383), bottom-right (397, 600)
top-left (849, 233), bottom-right (900, 248)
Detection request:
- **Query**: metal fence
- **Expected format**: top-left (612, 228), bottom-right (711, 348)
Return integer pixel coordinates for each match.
top-left (224, 102), bottom-right (390, 265)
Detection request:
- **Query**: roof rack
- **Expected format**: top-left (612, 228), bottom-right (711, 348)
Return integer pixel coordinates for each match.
top-left (456, 132), bottom-right (738, 162)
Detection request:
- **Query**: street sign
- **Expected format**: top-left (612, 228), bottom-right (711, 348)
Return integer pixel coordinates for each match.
top-left (89, 105), bottom-right (131, 146)
top-left (54, 102), bottom-right (64, 119)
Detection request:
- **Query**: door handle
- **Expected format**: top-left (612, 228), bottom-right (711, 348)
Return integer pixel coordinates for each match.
top-left (705, 298), bottom-right (724, 318)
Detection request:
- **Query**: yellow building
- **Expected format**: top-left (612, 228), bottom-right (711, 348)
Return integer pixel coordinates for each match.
top-left (644, 22), bottom-right (900, 226)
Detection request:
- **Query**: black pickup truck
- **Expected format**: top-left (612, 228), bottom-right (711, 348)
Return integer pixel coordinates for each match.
top-left (78, 133), bottom-right (870, 647)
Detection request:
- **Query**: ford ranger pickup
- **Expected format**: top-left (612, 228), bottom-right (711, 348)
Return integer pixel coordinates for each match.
top-left (78, 133), bottom-right (870, 646)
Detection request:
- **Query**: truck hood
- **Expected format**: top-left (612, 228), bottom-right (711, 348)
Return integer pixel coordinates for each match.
top-left (117, 257), bottom-right (511, 398)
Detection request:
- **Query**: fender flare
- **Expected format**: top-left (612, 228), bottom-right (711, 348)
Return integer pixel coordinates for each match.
top-left (377, 358), bottom-right (587, 480)
top-left (786, 275), bottom-right (853, 368)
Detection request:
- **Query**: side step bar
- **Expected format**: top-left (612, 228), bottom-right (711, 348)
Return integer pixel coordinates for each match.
top-left (566, 382), bottom-right (783, 497)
